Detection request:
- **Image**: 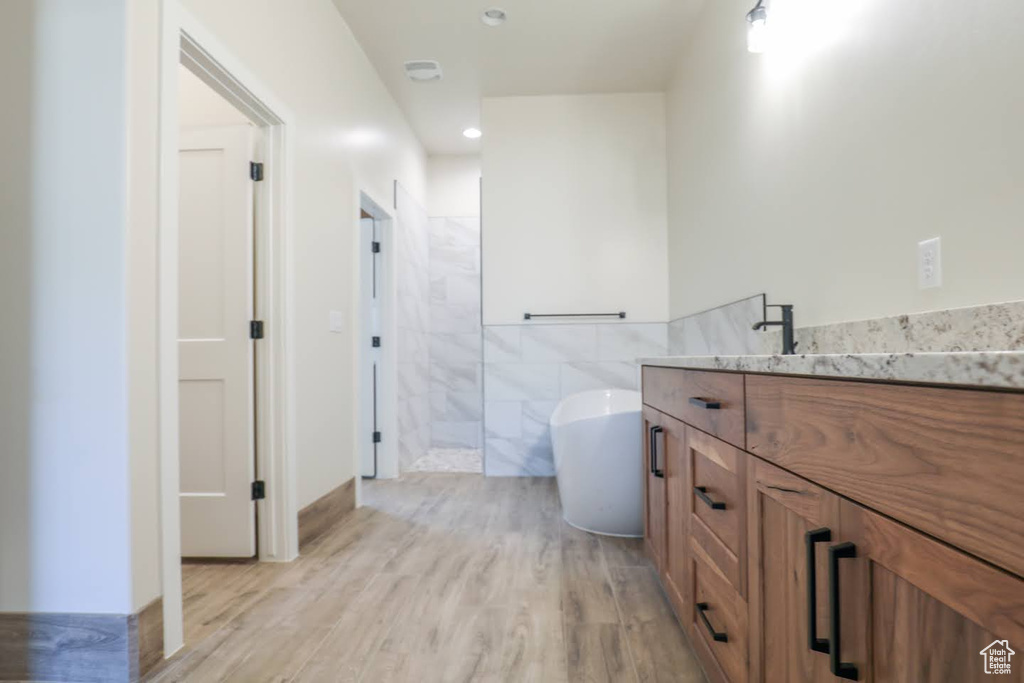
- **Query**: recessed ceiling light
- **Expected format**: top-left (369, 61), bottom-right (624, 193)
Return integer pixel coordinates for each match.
top-left (481, 8), bottom-right (507, 26)
top-left (463, 128), bottom-right (482, 139)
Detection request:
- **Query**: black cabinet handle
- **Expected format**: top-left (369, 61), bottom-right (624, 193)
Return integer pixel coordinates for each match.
top-left (696, 602), bottom-right (728, 643)
top-left (649, 425), bottom-right (664, 479)
top-left (828, 542), bottom-right (859, 680)
top-left (694, 486), bottom-right (726, 510)
top-left (648, 426), bottom-right (656, 475)
top-left (689, 397), bottom-right (722, 410)
top-left (805, 528), bottom-right (832, 655)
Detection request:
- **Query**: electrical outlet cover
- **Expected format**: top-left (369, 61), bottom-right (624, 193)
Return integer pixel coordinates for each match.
top-left (918, 237), bottom-right (942, 289)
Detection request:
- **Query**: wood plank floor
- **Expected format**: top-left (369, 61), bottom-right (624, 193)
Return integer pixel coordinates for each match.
top-left (145, 473), bottom-right (705, 682)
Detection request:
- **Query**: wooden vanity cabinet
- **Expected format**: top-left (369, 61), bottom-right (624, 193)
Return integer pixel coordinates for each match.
top-left (692, 549), bottom-right (749, 683)
top-left (750, 458), bottom-right (1024, 683)
top-left (746, 374), bottom-right (1024, 579)
top-left (643, 367), bottom-right (746, 448)
top-left (663, 413), bottom-right (691, 621)
top-left (748, 458), bottom-right (847, 683)
top-left (643, 406), bottom-right (668, 576)
top-left (686, 427), bottom-right (751, 683)
top-left (642, 365), bottom-right (1024, 683)
top-left (837, 499), bottom-right (1024, 683)
top-left (643, 406), bottom-right (691, 612)
top-left (689, 427), bottom-right (747, 597)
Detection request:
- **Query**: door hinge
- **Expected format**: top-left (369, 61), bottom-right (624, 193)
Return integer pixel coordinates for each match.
top-left (250, 320), bottom-right (265, 339)
top-left (372, 336), bottom-right (381, 348)
top-left (372, 431), bottom-right (382, 444)
top-left (250, 162), bottom-right (264, 182)
top-left (251, 480), bottom-right (266, 500)
top-left (372, 241), bottom-right (381, 254)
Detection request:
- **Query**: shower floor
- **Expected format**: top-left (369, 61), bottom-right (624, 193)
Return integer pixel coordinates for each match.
top-left (406, 448), bottom-right (483, 474)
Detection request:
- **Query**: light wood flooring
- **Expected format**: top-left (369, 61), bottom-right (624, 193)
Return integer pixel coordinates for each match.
top-left (145, 473), bottom-right (704, 682)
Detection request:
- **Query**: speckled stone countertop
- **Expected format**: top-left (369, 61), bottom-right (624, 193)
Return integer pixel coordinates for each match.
top-left (638, 352), bottom-right (1024, 390)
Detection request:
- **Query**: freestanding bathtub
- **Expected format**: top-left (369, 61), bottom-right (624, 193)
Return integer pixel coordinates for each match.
top-left (550, 389), bottom-right (643, 537)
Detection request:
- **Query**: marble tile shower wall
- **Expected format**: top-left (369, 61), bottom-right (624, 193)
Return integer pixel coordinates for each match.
top-left (395, 185), bottom-right (431, 470)
top-left (428, 216), bottom-right (483, 449)
top-left (483, 323), bottom-right (668, 476)
top-left (667, 294), bottom-right (773, 356)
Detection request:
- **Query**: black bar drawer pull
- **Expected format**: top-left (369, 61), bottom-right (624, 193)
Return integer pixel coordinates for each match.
top-left (688, 397), bottom-right (722, 410)
top-left (828, 542), bottom-right (859, 680)
top-left (696, 602), bottom-right (728, 643)
top-left (694, 486), bottom-right (726, 510)
top-left (649, 425), bottom-right (664, 479)
top-left (805, 528), bottom-right (831, 655)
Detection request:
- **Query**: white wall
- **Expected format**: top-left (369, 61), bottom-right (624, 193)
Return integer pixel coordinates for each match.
top-left (128, 0), bottom-right (427, 609)
top-left (427, 155), bottom-right (481, 217)
top-left (0, 0), bottom-right (133, 614)
top-left (481, 94), bottom-right (669, 325)
top-left (127, 0), bottom-right (163, 615)
top-left (667, 0), bottom-right (1024, 326)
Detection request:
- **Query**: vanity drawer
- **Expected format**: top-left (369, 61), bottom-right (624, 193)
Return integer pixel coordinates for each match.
top-left (746, 374), bottom-right (1024, 578)
top-left (691, 551), bottom-right (748, 683)
top-left (688, 426), bottom-right (746, 596)
top-left (642, 367), bottom-right (746, 449)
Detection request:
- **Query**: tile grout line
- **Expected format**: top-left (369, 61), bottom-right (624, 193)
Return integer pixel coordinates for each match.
top-left (353, 574), bottom-right (426, 683)
top-left (153, 560), bottom-right (270, 680)
top-left (599, 537), bottom-right (643, 683)
top-left (284, 606), bottom-right (351, 682)
top-left (559, 515), bottom-right (573, 682)
top-left (231, 556), bottom-right (364, 682)
top-left (351, 477), bottom-right (444, 683)
top-left (287, 522), bottom-right (396, 682)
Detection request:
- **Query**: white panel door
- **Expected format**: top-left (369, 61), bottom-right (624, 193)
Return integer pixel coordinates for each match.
top-left (178, 125), bottom-right (256, 558)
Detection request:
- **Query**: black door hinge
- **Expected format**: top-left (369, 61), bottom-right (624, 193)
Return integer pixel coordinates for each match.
top-left (372, 241), bottom-right (381, 254)
top-left (251, 480), bottom-right (266, 500)
top-left (372, 336), bottom-right (381, 348)
top-left (250, 320), bottom-right (265, 339)
top-left (250, 162), bottom-right (264, 181)
top-left (372, 431), bottom-right (382, 444)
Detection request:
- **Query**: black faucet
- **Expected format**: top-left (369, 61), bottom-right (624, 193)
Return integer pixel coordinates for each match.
top-left (753, 304), bottom-right (797, 355)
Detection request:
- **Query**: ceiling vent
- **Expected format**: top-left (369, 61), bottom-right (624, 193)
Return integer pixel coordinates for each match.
top-left (404, 60), bottom-right (443, 82)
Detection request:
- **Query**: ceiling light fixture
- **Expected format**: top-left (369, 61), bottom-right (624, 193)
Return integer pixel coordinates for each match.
top-left (404, 60), bottom-right (443, 82)
top-left (746, 0), bottom-right (769, 54)
top-left (463, 128), bottom-right (482, 139)
top-left (481, 8), bottom-right (507, 27)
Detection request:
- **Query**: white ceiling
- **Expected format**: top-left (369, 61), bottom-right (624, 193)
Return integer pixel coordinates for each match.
top-left (331, 0), bottom-right (706, 155)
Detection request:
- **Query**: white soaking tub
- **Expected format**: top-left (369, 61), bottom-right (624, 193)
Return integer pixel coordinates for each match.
top-left (550, 389), bottom-right (643, 537)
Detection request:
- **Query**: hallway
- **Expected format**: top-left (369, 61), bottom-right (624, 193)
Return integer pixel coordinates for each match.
top-left (145, 474), bottom-right (703, 682)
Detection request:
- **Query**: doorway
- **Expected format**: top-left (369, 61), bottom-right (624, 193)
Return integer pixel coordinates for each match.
top-left (177, 66), bottom-right (261, 558)
top-left (158, 2), bottom-right (297, 657)
top-left (359, 209), bottom-right (380, 478)
top-left (358, 194), bottom-right (398, 481)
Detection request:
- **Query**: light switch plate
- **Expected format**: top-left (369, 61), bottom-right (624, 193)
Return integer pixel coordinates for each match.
top-left (329, 310), bottom-right (346, 333)
top-left (918, 237), bottom-right (942, 289)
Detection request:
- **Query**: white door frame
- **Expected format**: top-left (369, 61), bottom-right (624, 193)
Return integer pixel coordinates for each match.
top-left (158, 0), bottom-right (297, 656)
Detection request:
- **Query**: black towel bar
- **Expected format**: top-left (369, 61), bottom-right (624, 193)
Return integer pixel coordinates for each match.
top-left (523, 312), bottom-right (626, 320)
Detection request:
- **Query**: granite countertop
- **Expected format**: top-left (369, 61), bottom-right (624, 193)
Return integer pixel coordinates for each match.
top-left (638, 352), bottom-right (1024, 390)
